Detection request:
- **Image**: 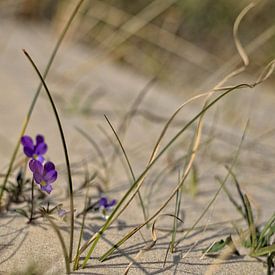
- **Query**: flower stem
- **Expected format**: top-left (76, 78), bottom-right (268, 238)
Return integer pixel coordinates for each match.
top-left (29, 177), bottom-right (34, 223)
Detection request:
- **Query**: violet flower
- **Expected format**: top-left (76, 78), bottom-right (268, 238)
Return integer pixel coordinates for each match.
top-left (99, 197), bottom-right (116, 210)
top-left (98, 196), bottom-right (116, 220)
top-left (29, 160), bottom-right (57, 194)
top-left (21, 135), bottom-right (47, 163)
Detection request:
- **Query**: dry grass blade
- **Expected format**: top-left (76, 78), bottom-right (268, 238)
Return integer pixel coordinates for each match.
top-left (124, 214), bottom-right (183, 274)
top-left (233, 2), bottom-right (258, 66)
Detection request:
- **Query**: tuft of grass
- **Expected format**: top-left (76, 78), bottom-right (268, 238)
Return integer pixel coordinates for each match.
top-left (79, 83), bottom-right (252, 267)
top-left (204, 168), bottom-right (275, 274)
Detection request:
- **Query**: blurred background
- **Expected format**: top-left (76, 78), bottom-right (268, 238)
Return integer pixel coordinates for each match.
top-left (1, 0), bottom-right (274, 91)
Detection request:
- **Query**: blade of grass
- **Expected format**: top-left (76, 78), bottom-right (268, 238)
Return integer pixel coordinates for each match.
top-left (176, 120), bottom-right (249, 252)
top-left (73, 189), bottom-right (89, 270)
top-left (217, 175), bottom-right (245, 219)
top-left (23, 50), bottom-right (75, 262)
top-left (124, 213), bottom-right (183, 274)
top-left (243, 194), bottom-right (257, 249)
top-left (251, 244), bottom-right (275, 257)
top-left (170, 172), bottom-right (183, 253)
top-left (257, 213), bottom-right (275, 250)
top-left (104, 115), bottom-right (148, 224)
top-left (224, 167), bottom-right (247, 219)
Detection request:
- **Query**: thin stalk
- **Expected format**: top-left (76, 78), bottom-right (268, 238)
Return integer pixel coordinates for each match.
top-left (243, 194), bottom-right (257, 249)
top-left (73, 190), bottom-right (89, 270)
top-left (104, 115), bottom-right (147, 223)
top-left (23, 50), bottom-right (75, 261)
top-left (29, 177), bottom-right (35, 223)
top-left (170, 172), bottom-right (181, 253)
top-left (175, 120), bottom-right (248, 249)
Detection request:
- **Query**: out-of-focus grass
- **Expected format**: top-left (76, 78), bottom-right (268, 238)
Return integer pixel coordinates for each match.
top-left (1, 0), bottom-right (274, 89)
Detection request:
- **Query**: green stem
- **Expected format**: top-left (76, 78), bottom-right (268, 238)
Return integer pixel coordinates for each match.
top-left (104, 115), bottom-right (148, 223)
top-left (29, 177), bottom-right (34, 223)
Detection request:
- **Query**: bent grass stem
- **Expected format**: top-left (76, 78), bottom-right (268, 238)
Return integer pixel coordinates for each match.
top-left (23, 50), bottom-right (75, 263)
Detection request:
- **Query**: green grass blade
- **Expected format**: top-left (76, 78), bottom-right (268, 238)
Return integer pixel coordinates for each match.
top-left (23, 50), bottom-right (75, 262)
top-left (170, 172), bottom-right (183, 253)
top-left (174, 120), bottom-right (248, 249)
top-left (74, 189), bottom-right (89, 270)
top-left (225, 166), bottom-right (247, 219)
top-left (251, 244), bottom-right (275, 257)
top-left (257, 213), bottom-right (275, 250)
top-left (243, 194), bottom-right (257, 249)
top-left (217, 174), bottom-right (245, 219)
top-left (104, 115), bottom-right (148, 224)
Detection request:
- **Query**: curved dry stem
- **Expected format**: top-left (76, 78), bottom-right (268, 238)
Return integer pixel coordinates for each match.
top-left (124, 214), bottom-right (183, 274)
top-left (233, 1), bottom-right (257, 66)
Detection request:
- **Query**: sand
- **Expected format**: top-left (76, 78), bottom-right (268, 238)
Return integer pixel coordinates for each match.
top-left (0, 18), bottom-right (274, 274)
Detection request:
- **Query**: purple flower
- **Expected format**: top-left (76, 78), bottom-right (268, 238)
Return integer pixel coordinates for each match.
top-left (98, 197), bottom-right (116, 210)
top-left (29, 160), bottom-right (57, 194)
top-left (21, 135), bottom-right (47, 163)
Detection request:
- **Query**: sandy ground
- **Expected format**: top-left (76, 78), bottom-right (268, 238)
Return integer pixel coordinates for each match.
top-left (0, 18), bottom-right (275, 274)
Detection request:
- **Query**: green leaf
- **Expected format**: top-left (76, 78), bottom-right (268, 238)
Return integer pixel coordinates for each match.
top-left (203, 236), bottom-right (239, 256)
top-left (243, 194), bottom-right (257, 249)
top-left (203, 239), bottom-right (227, 254)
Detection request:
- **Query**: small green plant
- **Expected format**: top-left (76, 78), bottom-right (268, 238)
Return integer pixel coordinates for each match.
top-left (203, 169), bottom-right (275, 274)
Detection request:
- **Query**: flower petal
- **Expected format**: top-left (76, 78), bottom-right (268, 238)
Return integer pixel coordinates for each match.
top-left (41, 183), bottom-right (52, 194)
top-left (44, 161), bottom-right (55, 173)
top-left (98, 197), bottom-right (108, 207)
top-left (21, 135), bottom-right (34, 149)
top-left (107, 199), bottom-right (116, 208)
top-left (44, 170), bottom-right (57, 184)
top-left (24, 147), bottom-right (34, 158)
top-left (36, 135), bottom-right (44, 144)
top-left (29, 159), bottom-right (43, 174)
top-left (35, 142), bottom-right (47, 155)
top-left (33, 171), bottom-right (43, 184)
